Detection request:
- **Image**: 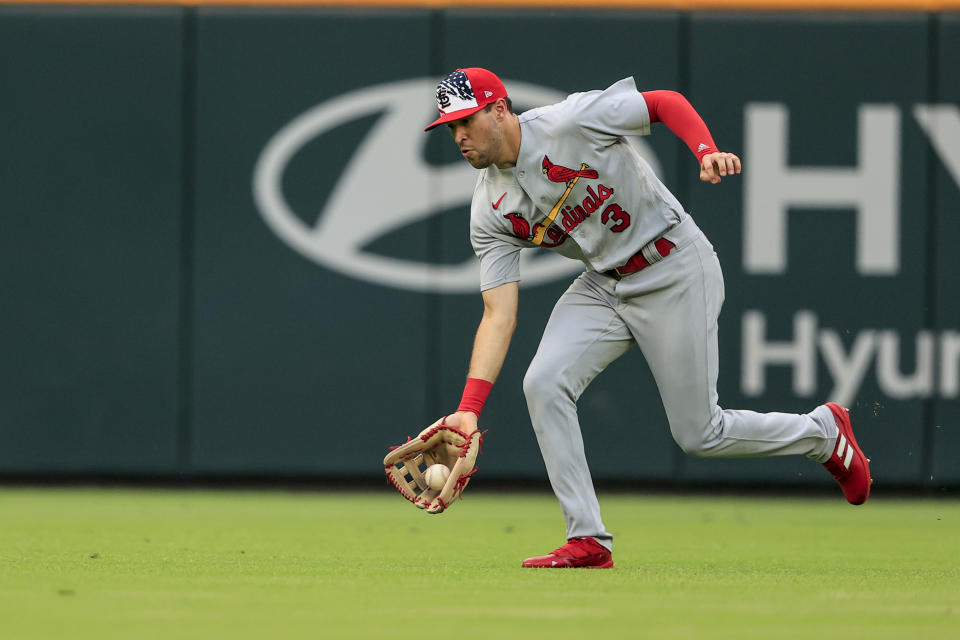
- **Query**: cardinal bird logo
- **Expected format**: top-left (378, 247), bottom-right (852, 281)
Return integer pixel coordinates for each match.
top-left (541, 155), bottom-right (599, 185)
top-left (504, 212), bottom-right (530, 239)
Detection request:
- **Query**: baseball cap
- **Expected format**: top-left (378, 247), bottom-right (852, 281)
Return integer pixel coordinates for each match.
top-left (424, 67), bottom-right (508, 131)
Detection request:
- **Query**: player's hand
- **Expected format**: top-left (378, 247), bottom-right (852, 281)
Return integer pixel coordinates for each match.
top-left (444, 410), bottom-right (479, 436)
top-left (700, 151), bottom-right (742, 184)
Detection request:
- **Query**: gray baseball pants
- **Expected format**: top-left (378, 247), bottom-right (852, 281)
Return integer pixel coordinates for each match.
top-left (522, 216), bottom-right (839, 551)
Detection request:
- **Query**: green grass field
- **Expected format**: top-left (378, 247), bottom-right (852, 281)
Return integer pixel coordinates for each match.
top-left (0, 488), bottom-right (957, 639)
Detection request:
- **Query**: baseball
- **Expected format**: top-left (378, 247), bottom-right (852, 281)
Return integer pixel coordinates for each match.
top-left (424, 464), bottom-right (450, 490)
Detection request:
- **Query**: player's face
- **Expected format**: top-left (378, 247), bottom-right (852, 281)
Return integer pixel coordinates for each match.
top-left (446, 108), bottom-right (504, 169)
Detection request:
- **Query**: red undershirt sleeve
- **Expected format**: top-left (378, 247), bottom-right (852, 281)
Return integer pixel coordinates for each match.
top-left (641, 90), bottom-right (718, 163)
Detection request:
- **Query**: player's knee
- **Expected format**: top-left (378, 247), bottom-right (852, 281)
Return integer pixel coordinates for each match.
top-left (522, 366), bottom-right (550, 403)
top-left (671, 426), bottom-right (714, 458)
top-left (670, 409), bottom-right (724, 458)
top-left (522, 361), bottom-right (563, 405)
top-left (676, 438), bottom-right (711, 458)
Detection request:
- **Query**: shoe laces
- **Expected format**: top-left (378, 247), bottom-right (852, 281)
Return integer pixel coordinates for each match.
top-left (552, 537), bottom-right (604, 558)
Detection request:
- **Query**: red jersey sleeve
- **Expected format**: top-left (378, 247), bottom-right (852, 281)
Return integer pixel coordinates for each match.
top-left (641, 90), bottom-right (718, 163)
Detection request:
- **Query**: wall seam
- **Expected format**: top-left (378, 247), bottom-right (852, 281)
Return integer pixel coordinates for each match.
top-left (920, 12), bottom-right (940, 486)
top-left (426, 9), bottom-right (444, 422)
top-left (177, 6), bottom-right (197, 476)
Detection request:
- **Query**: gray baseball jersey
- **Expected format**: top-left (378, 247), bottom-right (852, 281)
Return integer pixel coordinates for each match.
top-left (465, 76), bottom-right (840, 551)
top-left (471, 77), bottom-right (687, 291)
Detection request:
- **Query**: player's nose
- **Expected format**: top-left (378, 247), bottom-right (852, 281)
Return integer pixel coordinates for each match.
top-left (449, 123), bottom-right (467, 143)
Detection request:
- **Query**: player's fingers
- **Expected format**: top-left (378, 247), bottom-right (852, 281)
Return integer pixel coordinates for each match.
top-left (700, 158), bottom-right (716, 182)
top-left (719, 153), bottom-right (741, 177)
top-left (701, 152), bottom-right (742, 182)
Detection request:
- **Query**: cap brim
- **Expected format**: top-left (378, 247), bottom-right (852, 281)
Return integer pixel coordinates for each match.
top-left (424, 105), bottom-right (486, 131)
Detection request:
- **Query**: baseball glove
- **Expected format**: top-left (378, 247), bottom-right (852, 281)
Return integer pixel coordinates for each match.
top-left (383, 417), bottom-right (483, 514)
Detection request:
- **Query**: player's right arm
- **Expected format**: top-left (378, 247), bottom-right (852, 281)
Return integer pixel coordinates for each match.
top-left (468, 281), bottom-right (518, 382)
top-left (445, 281), bottom-right (518, 436)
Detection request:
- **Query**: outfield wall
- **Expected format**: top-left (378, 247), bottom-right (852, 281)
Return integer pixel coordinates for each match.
top-left (1, 5), bottom-right (958, 487)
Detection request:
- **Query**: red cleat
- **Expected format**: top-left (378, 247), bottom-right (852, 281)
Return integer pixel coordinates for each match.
top-left (521, 536), bottom-right (613, 569)
top-left (823, 402), bottom-right (872, 505)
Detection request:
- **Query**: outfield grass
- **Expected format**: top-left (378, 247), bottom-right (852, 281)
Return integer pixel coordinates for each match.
top-left (0, 488), bottom-right (957, 639)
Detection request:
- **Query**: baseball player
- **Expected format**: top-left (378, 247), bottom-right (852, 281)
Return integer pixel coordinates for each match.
top-left (424, 68), bottom-right (872, 569)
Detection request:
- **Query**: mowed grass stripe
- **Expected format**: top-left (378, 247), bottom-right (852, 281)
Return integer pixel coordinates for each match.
top-left (0, 489), bottom-right (956, 639)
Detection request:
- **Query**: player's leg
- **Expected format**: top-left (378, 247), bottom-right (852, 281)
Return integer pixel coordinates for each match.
top-left (523, 271), bottom-right (634, 551)
top-left (617, 232), bottom-right (838, 461)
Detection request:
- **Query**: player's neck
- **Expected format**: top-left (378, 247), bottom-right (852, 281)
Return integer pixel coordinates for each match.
top-left (494, 114), bottom-right (521, 170)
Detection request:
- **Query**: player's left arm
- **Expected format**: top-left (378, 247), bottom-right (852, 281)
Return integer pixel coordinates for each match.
top-left (641, 90), bottom-right (742, 184)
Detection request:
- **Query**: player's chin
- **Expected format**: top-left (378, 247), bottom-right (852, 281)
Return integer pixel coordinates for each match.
top-left (464, 152), bottom-right (490, 169)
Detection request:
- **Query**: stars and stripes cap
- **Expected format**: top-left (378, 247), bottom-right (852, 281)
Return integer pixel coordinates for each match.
top-left (424, 67), bottom-right (508, 131)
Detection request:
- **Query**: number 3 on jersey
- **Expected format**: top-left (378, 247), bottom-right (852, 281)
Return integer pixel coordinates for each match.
top-left (601, 203), bottom-right (630, 232)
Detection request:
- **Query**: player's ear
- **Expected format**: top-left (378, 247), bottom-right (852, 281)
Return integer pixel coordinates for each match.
top-left (494, 98), bottom-right (509, 120)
